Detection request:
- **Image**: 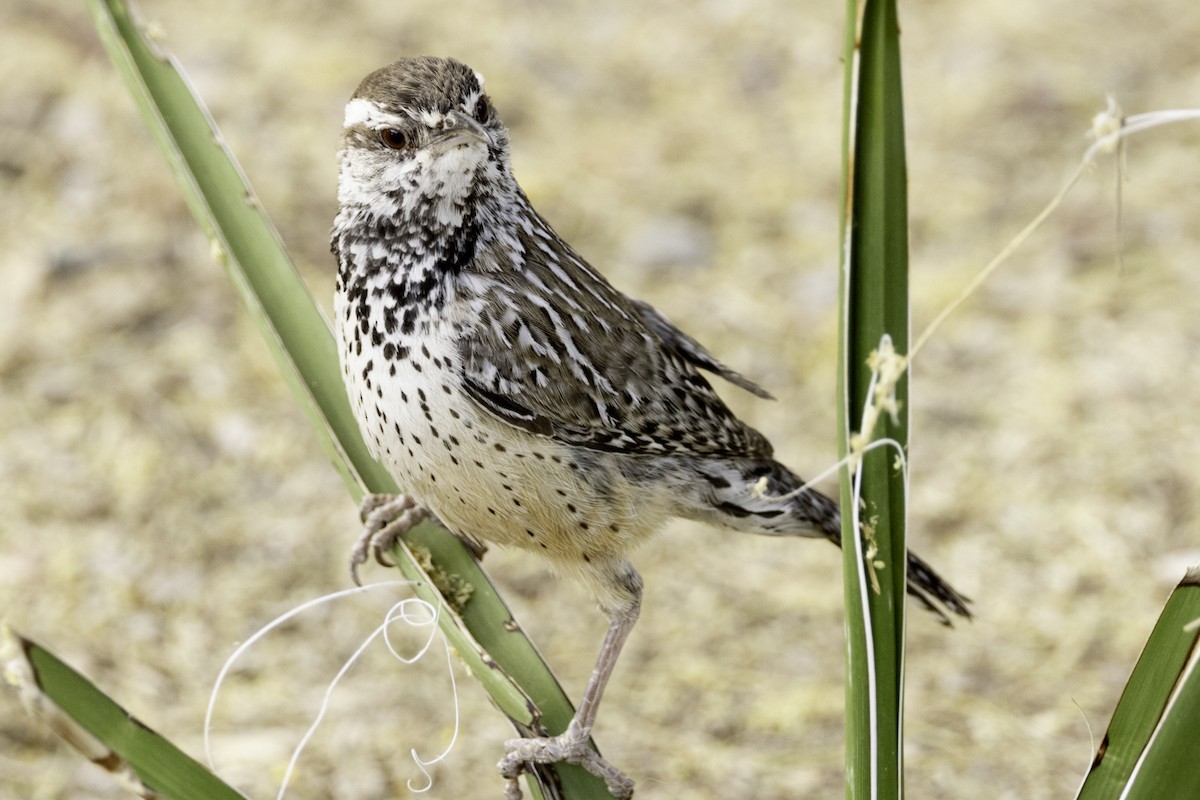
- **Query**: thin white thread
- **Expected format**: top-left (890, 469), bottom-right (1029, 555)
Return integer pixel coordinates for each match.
top-left (848, 348), bottom-right (885, 799)
top-left (203, 581), bottom-right (461, 798)
top-left (847, 415), bottom-right (880, 800)
top-left (379, 597), bottom-right (462, 793)
top-left (204, 583), bottom-right (397, 769)
top-left (1068, 697), bottom-right (1098, 799)
top-left (910, 104), bottom-right (1200, 363)
top-left (842, 336), bottom-right (916, 800)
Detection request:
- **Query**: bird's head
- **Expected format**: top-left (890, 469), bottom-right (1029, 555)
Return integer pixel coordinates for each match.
top-left (336, 57), bottom-right (512, 228)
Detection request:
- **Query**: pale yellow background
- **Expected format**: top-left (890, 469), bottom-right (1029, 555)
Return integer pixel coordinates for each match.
top-left (2, 1), bottom-right (1198, 798)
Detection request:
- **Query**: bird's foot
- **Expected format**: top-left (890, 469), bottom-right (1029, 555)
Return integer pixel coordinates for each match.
top-left (498, 720), bottom-right (633, 800)
top-left (350, 493), bottom-right (428, 584)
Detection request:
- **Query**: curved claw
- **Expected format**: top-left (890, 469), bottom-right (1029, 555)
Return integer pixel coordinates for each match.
top-left (373, 537), bottom-right (397, 568)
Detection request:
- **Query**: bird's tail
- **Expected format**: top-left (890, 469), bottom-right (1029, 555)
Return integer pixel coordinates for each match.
top-left (901, 548), bottom-right (973, 624)
top-left (700, 459), bottom-right (972, 623)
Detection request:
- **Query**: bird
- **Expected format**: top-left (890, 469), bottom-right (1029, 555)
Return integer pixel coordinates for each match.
top-left (330, 56), bottom-right (970, 799)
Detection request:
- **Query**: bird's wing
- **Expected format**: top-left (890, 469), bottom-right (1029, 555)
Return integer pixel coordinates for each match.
top-left (457, 220), bottom-right (773, 460)
top-left (628, 298), bottom-right (774, 400)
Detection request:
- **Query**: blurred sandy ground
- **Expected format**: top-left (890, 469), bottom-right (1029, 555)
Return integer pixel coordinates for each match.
top-left (2, 0), bottom-right (1198, 798)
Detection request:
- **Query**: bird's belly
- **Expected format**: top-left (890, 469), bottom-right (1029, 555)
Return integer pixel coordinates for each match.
top-left (339, 325), bottom-right (665, 563)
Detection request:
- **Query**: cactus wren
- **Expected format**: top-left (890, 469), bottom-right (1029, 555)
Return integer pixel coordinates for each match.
top-left (331, 57), bottom-right (969, 798)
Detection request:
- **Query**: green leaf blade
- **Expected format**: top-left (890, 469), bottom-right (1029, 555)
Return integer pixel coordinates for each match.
top-left (1078, 569), bottom-right (1200, 800)
top-left (3, 627), bottom-right (249, 800)
top-left (838, 0), bottom-right (910, 797)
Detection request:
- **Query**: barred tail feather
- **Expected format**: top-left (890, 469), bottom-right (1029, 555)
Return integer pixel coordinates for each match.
top-left (700, 458), bottom-right (972, 624)
top-left (903, 550), bottom-right (972, 625)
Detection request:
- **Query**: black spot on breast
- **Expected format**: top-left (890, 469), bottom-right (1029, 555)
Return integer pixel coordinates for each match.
top-left (400, 308), bottom-right (417, 335)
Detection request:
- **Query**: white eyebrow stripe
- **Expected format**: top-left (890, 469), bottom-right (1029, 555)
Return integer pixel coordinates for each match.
top-left (343, 98), bottom-right (409, 130)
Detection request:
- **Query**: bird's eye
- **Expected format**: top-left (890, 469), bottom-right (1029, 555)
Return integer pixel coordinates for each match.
top-left (379, 128), bottom-right (409, 150)
top-left (473, 96), bottom-right (493, 124)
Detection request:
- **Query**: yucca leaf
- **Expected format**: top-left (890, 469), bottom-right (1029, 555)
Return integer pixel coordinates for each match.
top-left (2, 626), bottom-right (248, 800)
top-left (1076, 568), bottom-right (1200, 800)
top-left (838, 0), bottom-right (910, 797)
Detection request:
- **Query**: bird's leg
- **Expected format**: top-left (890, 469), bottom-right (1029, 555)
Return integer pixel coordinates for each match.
top-left (499, 581), bottom-right (641, 800)
top-left (349, 493), bottom-right (428, 584)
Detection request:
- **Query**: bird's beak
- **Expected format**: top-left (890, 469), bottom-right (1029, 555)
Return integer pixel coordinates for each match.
top-left (427, 111), bottom-right (494, 154)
